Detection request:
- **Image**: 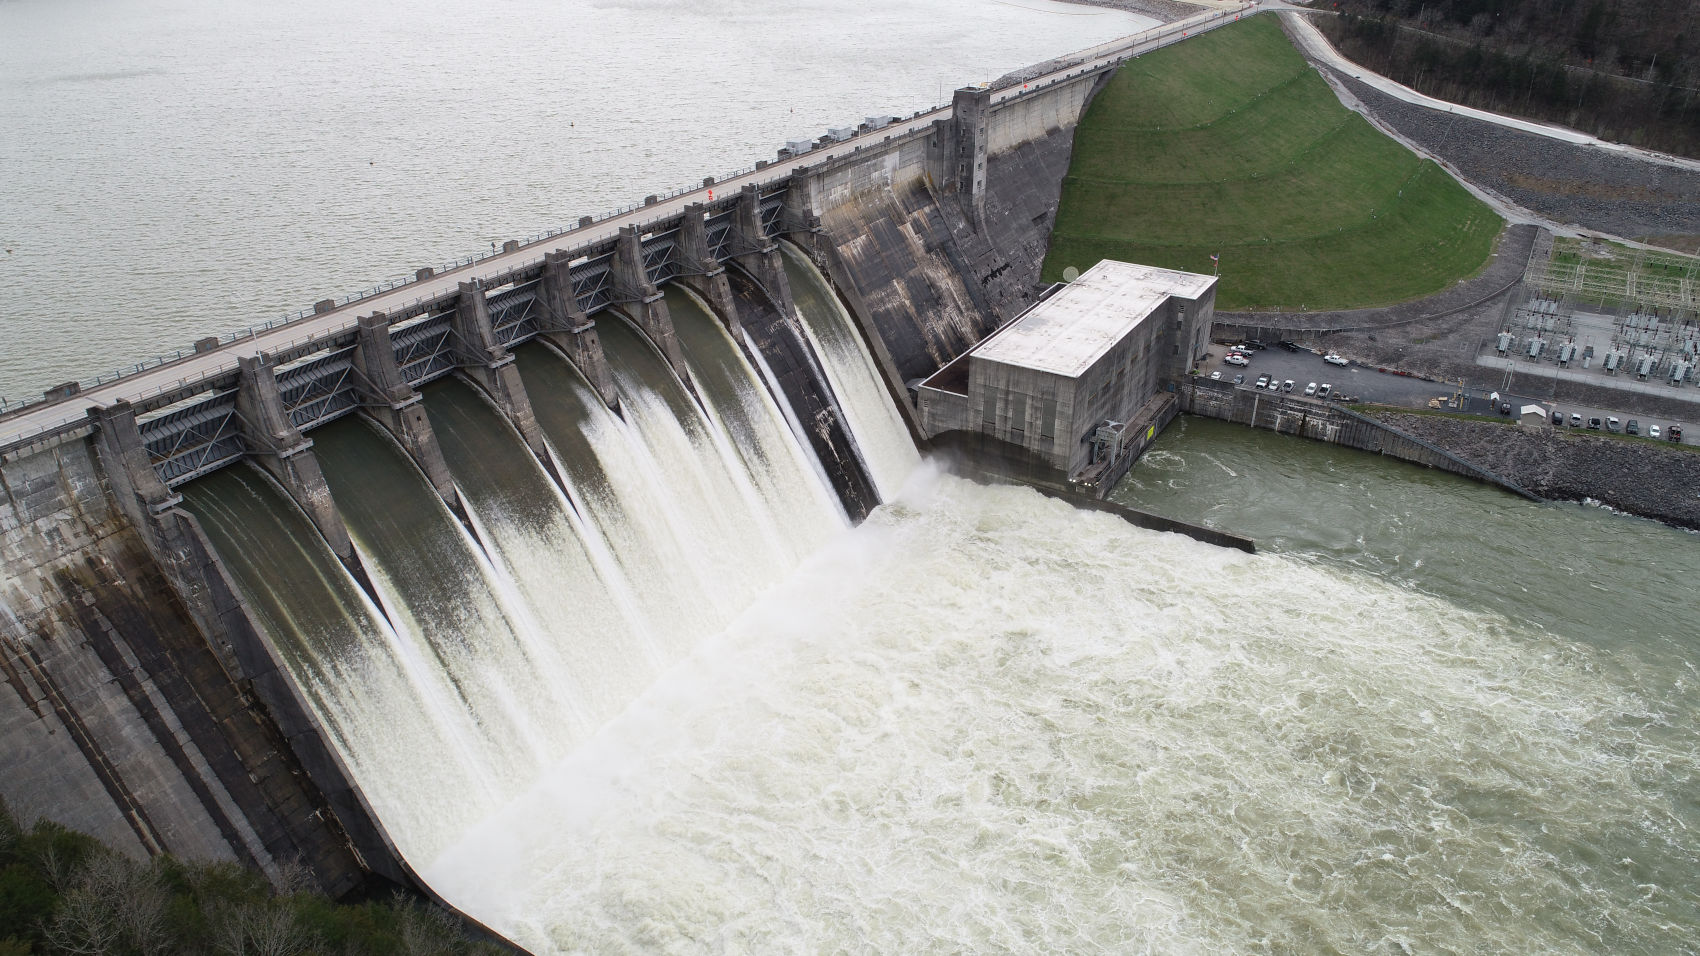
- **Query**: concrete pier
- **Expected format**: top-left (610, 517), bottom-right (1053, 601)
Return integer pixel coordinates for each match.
top-left (537, 251), bottom-right (620, 411)
top-left (352, 312), bottom-right (460, 511)
top-left (612, 226), bottom-right (695, 394)
top-left (674, 203), bottom-right (741, 337)
top-left (950, 87), bottom-right (992, 229)
top-left (90, 402), bottom-right (183, 527)
top-left (731, 185), bottom-right (799, 324)
top-left (451, 281), bottom-right (568, 491)
top-left (233, 355), bottom-right (363, 581)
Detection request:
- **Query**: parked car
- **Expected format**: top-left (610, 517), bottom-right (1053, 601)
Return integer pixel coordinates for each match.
top-left (1240, 340), bottom-right (1266, 351)
top-left (1303, 382), bottom-right (1318, 396)
top-left (1588, 417), bottom-right (1602, 430)
top-left (1649, 425), bottom-right (1661, 439)
top-left (1233, 373), bottom-right (1245, 385)
top-left (1499, 402), bottom-right (1512, 415)
top-left (1255, 374), bottom-right (1271, 389)
top-left (1323, 353), bottom-right (1348, 366)
top-left (1627, 419), bottom-right (1639, 435)
top-left (1551, 410), bottom-right (1563, 426)
top-left (1318, 384), bottom-right (1332, 399)
top-left (1278, 340), bottom-right (1302, 352)
top-left (1671, 425), bottom-right (1683, 442)
top-left (1282, 379), bottom-right (1296, 392)
top-left (1607, 416), bottom-right (1620, 432)
top-left (1224, 353), bottom-right (1250, 367)
top-left (1209, 370), bottom-right (1222, 380)
top-left (1569, 413), bottom-right (1582, 427)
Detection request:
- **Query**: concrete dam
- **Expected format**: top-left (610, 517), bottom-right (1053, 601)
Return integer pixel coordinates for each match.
top-left (0, 2), bottom-right (1250, 919)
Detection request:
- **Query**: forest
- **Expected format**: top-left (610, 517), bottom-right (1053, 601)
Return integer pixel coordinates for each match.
top-left (1319, 0), bottom-right (1700, 156)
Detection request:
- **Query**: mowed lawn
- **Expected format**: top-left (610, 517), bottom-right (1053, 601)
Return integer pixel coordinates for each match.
top-left (1042, 15), bottom-right (1502, 311)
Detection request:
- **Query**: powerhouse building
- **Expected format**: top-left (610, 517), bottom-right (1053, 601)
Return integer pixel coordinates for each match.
top-left (917, 259), bottom-right (1215, 487)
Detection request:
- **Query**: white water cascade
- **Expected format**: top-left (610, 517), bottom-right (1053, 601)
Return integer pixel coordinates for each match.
top-left (186, 301), bottom-right (850, 868)
top-left (189, 255), bottom-right (1700, 952)
top-left (783, 243), bottom-right (922, 498)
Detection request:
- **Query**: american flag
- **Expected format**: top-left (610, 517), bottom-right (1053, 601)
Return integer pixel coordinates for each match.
top-left (1210, 253), bottom-right (1219, 262)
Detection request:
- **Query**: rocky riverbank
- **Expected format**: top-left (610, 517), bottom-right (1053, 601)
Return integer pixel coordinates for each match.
top-left (1370, 410), bottom-right (1700, 531)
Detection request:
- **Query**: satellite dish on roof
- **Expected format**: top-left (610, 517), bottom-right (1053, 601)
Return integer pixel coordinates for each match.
top-left (1062, 266), bottom-right (1079, 282)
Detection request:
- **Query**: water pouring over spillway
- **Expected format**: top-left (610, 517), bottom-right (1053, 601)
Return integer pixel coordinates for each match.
top-left (180, 254), bottom-right (1699, 952)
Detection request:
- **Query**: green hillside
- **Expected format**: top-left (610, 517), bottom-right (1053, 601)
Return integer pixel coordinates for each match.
top-left (1043, 15), bottom-right (1502, 311)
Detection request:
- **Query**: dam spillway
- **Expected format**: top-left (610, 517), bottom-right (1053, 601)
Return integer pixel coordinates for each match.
top-left (179, 274), bottom-right (854, 867)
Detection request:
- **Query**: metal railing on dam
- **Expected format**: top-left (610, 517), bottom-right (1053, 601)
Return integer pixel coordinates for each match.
top-left (0, 0), bottom-right (1256, 485)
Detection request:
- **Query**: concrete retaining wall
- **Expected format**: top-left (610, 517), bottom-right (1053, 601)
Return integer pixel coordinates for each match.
top-left (0, 435), bottom-right (392, 897)
top-left (1367, 411), bottom-right (1700, 531)
top-left (812, 83), bottom-right (1105, 388)
top-left (1178, 378), bottom-right (1540, 499)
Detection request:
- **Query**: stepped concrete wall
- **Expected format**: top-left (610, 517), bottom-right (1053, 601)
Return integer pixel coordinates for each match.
top-left (0, 434), bottom-right (394, 897)
top-left (807, 76), bottom-right (1108, 388)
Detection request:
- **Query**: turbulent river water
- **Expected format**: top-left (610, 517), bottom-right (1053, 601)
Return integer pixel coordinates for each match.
top-left (423, 435), bottom-right (1699, 953)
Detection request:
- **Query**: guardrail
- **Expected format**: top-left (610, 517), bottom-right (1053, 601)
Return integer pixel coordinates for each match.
top-left (1, 2), bottom-right (1253, 422)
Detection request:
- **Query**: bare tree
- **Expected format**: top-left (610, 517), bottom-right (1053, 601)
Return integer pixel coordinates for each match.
top-left (38, 844), bottom-right (81, 896)
top-left (270, 855), bottom-right (318, 897)
top-left (208, 901), bottom-right (318, 956)
top-left (395, 896), bottom-right (462, 956)
top-left (43, 886), bottom-right (120, 956)
top-left (43, 849), bottom-right (172, 956)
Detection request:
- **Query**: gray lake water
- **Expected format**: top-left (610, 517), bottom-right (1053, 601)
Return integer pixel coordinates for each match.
top-left (0, 0), bottom-right (1150, 399)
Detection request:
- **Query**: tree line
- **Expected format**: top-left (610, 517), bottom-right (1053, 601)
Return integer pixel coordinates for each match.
top-left (1320, 0), bottom-right (1700, 157)
top-left (0, 800), bottom-right (507, 956)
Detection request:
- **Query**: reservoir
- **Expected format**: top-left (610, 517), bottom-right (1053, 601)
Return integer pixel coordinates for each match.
top-left (0, 0), bottom-right (1151, 398)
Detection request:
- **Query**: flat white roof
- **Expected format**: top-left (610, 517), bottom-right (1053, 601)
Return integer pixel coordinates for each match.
top-left (972, 260), bottom-right (1215, 378)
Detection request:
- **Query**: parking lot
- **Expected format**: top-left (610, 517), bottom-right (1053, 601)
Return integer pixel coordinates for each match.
top-left (1203, 343), bottom-right (1690, 444)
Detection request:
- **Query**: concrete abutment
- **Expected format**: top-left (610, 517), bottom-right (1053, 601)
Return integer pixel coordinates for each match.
top-left (6, 423), bottom-right (407, 899)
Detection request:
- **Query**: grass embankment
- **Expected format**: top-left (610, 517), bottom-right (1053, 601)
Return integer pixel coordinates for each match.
top-left (1043, 16), bottom-right (1502, 311)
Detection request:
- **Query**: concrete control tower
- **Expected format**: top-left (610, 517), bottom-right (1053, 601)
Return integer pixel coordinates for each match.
top-left (916, 259), bottom-right (1215, 493)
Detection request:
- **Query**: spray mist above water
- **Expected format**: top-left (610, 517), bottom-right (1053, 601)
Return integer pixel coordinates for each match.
top-left (428, 468), bottom-right (1699, 954)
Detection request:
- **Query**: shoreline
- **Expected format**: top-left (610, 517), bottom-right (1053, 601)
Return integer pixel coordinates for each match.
top-left (1061, 0), bottom-right (1198, 21)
